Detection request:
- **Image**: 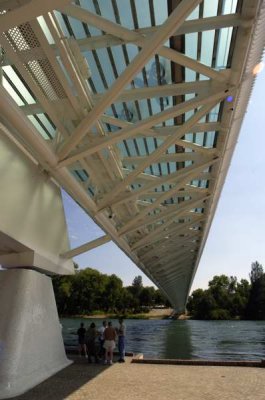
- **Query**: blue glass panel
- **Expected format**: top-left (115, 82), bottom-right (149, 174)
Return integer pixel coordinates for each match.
top-left (216, 28), bottom-right (233, 69)
top-left (203, 0), bottom-right (219, 17)
top-left (135, 138), bottom-right (148, 156)
top-left (115, 0), bottom-right (134, 29)
top-left (95, 48), bottom-right (116, 86)
top-left (169, 162), bottom-right (176, 173)
top-left (201, 31), bottom-right (215, 67)
top-left (134, 0), bottom-right (151, 27)
top-left (83, 50), bottom-right (106, 92)
top-left (68, 16), bottom-right (86, 39)
top-left (137, 99), bottom-right (151, 120)
top-left (185, 33), bottom-right (198, 61)
top-left (97, 0), bottom-right (116, 22)
top-left (222, 0), bottom-right (238, 14)
top-left (185, 68), bottom-right (196, 82)
top-left (145, 137), bottom-right (156, 154)
top-left (110, 45), bottom-right (128, 76)
top-left (27, 115), bottom-right (51, 139)
top-left (151, 164), bottom-right (160, 176)
top-left (167, 144), bottom-right (176, 153)
top-left (37, 17), bottom-right (54, 44)
top-left (126, 139), bottom-right (138, 156)
top-left (79, 0), bottom-right (102, 35)
top-left (205, 131), bottom-right (216, 147)
top-left (3, 66), bottom-right (35, 104)
top-left (153, 0), bottom-right (168, 25)
top-left (54, 11), bottom-right (69, 37)
top-left (36, 113), bottom-right (56, 136)
top-left (186, 5), bottom-right (199, 21)
top-left (2, 77), bottom-right (24, 106)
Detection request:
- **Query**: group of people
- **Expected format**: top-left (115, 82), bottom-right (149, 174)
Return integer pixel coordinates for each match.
top-left (77, 318), bottom-right (126, 365)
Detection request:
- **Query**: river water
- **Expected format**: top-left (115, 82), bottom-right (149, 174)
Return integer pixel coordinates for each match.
top-left (61, 318), bottom-right (265, 360)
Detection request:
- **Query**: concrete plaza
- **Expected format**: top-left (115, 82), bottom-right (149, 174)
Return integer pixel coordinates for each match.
top-left (12, 356), bottom-right (265, 400)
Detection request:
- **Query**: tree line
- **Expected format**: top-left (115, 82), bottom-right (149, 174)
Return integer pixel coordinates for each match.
top-left (187, 261), bottom-right (265, 320)
top-left (52, 266), bottom-right (170, 316)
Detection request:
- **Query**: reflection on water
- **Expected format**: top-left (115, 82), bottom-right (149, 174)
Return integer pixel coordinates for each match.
top-left (61, 318), bottom-right (265, 361)
top-left (164, 320), bottom-right (193, 359)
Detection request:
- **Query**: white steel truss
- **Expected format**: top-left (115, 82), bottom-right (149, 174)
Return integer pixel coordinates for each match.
top-left (0, 0), bottom-right (264, 312)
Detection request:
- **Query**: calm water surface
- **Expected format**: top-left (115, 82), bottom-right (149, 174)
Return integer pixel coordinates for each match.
top-left (61, 318), bottom-right (265, 360)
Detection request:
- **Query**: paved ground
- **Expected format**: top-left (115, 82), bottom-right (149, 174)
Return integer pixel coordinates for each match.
top-left (12, 356), bottom-right (265, 400)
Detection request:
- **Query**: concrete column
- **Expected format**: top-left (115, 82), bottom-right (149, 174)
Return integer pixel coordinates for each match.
top-left (0, 269), bottom-right (72, 399)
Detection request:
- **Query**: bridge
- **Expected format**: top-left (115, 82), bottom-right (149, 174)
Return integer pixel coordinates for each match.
top-left (0, 0), bottom-right (264, 397)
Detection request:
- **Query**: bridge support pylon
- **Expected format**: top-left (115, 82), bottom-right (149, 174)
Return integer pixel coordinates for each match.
top-left (0, 124), bottom-right (74, 397)
top-left (0, 268), bottom-right (72, 399)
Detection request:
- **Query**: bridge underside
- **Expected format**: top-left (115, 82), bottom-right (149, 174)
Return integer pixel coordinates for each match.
top-left (0, 0), bottom-right (265, 314)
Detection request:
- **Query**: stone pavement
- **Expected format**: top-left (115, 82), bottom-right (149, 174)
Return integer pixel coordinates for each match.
top-left (12, 356), bottom-right (265, 400)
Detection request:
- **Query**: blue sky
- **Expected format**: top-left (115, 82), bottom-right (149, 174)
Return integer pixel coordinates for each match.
top-left (63, 61), bottom-right (265, 292)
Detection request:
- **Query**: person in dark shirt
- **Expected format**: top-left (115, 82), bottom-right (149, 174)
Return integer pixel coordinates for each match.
top-left (77, 322), bottom-right (87, 358)
top-left (85, 322), bottom-right (98, 363)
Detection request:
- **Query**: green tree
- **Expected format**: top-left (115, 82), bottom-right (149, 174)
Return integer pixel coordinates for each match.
top-left (245, 262), bottom-right (265, 320)
top-left (131, 275), bottom-right (143, 294)
top-left (103, 274), bottom-right (123, 312)
top-left (187, 289), bottom-right (217, 319)
top-left (249, 261), bottom-right (264, 284)
top-left (139, 286), bottom-right (156, 307)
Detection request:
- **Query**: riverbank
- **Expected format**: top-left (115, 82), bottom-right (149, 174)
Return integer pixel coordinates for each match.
top-left (61, 307), bottom-right (174, 320)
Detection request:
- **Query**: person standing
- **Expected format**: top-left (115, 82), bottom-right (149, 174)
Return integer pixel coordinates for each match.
top-left (86, 322), bottom-right (98, 363)
top-left (77, 322), bottom-right (87, 358)
top-left (98, 320), bottom-right (107, 358)
top-left (103, 321), bottom-right (117, 365)
top-left (117, 318), bottom-right (126, 363)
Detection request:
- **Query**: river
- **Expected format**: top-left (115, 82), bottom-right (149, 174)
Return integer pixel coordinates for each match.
top-left (61, 318), bottom-right (265, 360)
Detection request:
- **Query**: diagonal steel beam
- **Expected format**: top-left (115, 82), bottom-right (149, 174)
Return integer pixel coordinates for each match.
top-left (100, 116), bottom-right (222, 138)
top-left (146, 233), bottom-right (200, 263)
top-left (93, 80), bottom-right (218, 103)
top-left (98, 157), bottom-right (217, 211)
top-left (57, 0), bottom-right (204, 159)
top-left (72, 14), bottom-right (246, 51)
top-left (151, 245), bottom-right (197, 268)
top-left (97, 98), bottom-right (223, 210)
top-left (139, 217), bottom-right (203, 260)
top-left (130, 196), bottom-right (209, 251)
top-left (123, 195), bottom-right (208, 238)
top-left (61, 235), bottom-right (111, 259)
top-left (57, 90), bottom-right (225, 167)
top-left (61, 4), bottom-right (227, 83)
top-left (117, 180), bottom-right (209, 237)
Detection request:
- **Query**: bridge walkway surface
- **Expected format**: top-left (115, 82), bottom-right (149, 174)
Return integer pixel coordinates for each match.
top-left (11, 356), bottom-right (265, 400)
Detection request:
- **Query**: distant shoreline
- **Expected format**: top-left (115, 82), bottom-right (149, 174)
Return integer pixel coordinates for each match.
top-left (60, 308), bottom-right (175, 320)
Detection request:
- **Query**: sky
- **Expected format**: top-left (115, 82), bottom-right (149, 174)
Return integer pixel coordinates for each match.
top-left (62, 59), bottom-right (265, 292)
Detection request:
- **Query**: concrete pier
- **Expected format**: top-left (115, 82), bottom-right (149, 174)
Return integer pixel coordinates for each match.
top-left (11, 356), bottom-right (265, 400)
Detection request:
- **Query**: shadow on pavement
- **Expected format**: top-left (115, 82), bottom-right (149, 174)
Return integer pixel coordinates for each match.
top-left (11, 355), bottom-right (114, 400)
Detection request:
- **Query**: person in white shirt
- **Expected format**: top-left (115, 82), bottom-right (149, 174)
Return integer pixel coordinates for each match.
top-left (98, 320), bottom-right (107, 358)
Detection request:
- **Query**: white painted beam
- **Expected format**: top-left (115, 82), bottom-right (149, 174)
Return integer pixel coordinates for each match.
top-left (73, 14), bottom-right (245, 51)
top-left (58, 91), bottom-right (221, 167)
top-left (97, 97), bottom-right (223, 210)
top-left (130, 198), bottom-right (208, 251)
top-left (124, 195), bottom-right (208, 238)
top-left (57, 0), bottom-right (204, 159)
top-left (93, 80), bottom-right (217, 103)
top-left (99, 157), bottom-right (218, 211)
top-left (61, 235), bottom-right (111, 259)
top-left (61, 4), bottom-right (228, 83)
